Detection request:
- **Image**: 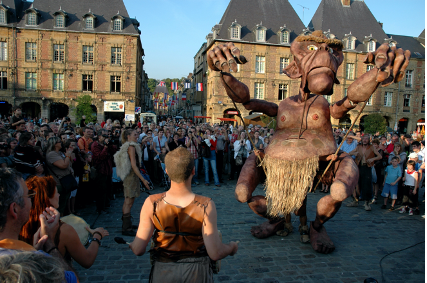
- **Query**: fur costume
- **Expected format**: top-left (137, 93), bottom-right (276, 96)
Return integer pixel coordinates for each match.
top-left (114, 141), bottom-right (142, 181)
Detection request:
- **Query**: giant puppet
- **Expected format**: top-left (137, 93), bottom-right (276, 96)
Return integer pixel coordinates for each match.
top-left (207, 31), bottom-right (410, 254)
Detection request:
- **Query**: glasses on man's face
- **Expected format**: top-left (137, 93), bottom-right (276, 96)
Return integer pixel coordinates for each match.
top-left (27, 191), bottom-right (36, 199)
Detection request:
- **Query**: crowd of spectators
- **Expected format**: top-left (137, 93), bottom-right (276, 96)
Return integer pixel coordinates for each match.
top-left (0, 107), bottom-right (423, 281)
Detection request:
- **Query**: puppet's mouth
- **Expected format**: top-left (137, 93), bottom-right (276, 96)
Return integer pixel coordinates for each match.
top-left (308, 67), bottom-right (335, 78)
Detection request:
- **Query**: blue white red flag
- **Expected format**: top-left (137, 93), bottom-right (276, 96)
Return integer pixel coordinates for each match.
top-left (184, 82), bottom-right (191, 89)
top-left (196, 83), bottom-right (203, 91)
top-left (171, 82), bottom-right (178, 90)
top-left (182, 93), bottom-right (187, 101)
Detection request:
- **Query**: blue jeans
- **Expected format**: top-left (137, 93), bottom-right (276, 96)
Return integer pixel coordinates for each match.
top-left (203, 150), bottom-right (220, 185)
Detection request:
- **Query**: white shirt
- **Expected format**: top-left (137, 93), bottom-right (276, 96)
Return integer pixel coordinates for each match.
top-left (234, 139), bottom-right (251, 159)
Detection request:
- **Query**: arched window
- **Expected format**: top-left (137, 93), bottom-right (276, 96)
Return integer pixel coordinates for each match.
top-left (27, 13), bottom-right (36, 25)
top-left (113, 18), bottom-right (122, 31)
top-left (85, 17), bottom-right (93, 29)
top-left (256, 29), bottom-right (265, 42)
top-left (0, 10), bottom-right (5, 24)
top-left (367, 40), bottom-right (376, 52)
top-left (229, 21), bottom-right (241, 40)
top-left (55, 15), bottom-right (64, 28)
top-left (346, 38), bottom-right (355, 50)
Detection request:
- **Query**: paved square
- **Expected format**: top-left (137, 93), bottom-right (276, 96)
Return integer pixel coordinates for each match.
top-left (74, 180), bottom-right (425, 283)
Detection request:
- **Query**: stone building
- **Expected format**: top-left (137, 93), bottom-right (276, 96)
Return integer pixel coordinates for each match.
top-left (198, 0), bottom-right (425, 133)
top-left (0, 0), bottom-right (145, 122)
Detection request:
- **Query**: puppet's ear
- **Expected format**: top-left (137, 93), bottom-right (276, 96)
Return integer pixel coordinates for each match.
top-left (283, 60), bottom-right (302, 79)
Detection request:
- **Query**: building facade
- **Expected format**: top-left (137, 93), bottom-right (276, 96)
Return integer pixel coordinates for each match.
top-left (197, 0), bottom-right (425, 133)
top-left (0, 0), bottom-right (145, 123)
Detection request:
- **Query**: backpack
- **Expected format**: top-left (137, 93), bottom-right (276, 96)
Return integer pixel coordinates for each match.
top-left (199, 141), bottom-right (211, 158)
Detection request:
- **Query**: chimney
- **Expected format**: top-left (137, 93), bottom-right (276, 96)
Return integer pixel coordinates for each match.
top-left (341, 0), bottom-right (350, 6)
top-left (378, 21), bottom-right (383, 28)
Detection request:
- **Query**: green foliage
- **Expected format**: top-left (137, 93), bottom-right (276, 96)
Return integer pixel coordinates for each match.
top-left (363, 113), bottom-right (387, 135)
top-left (260, 115), bottom-right (276, 129)
top-left (71, 95), bottom-right (97, 124)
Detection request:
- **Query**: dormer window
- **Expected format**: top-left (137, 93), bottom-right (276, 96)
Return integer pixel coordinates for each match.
top-left (0, 10), bottom-right (5, 24)
top-left (83, 10), bottom-right (97, 29)
top-left (229, 20), bottom-right (241, 40)
top-left (278, 25), bottom-right (290, 44)
top-left (55, 15), bottom-right (64, 27)
top-left (85, 17), bottom-right (93, 29)
top-left (254, 23), bottom-right (267, 42)
top-left (112, 14), bottom-right (125, 32)
top-left (343, 32), bottom-right (356, 50)
top-left (27, 13), bottom-right (36, 25)
top-left (113, 18), bottom-right (122, 31)
top-left (367, 40), bottom-right (376, 52)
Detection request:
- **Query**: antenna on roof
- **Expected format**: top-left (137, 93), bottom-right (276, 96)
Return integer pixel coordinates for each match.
top-left (297, 4), bottom-right (309, 24)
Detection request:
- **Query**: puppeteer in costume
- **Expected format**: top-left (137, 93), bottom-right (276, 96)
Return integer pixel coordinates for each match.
top-left (207, 31), bottom-right (410, 253)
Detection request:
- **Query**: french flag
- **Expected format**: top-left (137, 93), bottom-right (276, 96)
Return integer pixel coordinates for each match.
top-left (171, 82), bottom-right (178, 90)
top-left (196, 83), bottom-right (203, 91)
top-left (185, 82), bottom-right (191, 89)
top-left (182, 93), bottom-right (187, 101)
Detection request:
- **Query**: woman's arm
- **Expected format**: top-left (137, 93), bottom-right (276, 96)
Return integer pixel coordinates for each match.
top-left (128, 146), bottom-right (149, 189)
top-left (52, 154), bottom-right (71, 170)
top-left (60, 224), bottom-right (105, 269)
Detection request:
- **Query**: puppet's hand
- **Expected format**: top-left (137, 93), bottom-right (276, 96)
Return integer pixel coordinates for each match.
top-left (208, 42), bottom-right (247, 73)
top-left (364, 43), bottom-right (411, 87)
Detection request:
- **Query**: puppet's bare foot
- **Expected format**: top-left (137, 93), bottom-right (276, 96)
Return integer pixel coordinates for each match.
top-left (251, 219), bottom-right (284, 239)
top-left (309, 222), bottom-right (335, 254)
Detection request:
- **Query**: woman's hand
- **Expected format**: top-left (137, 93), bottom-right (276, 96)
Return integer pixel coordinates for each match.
top-left (85, 226), bottom-right (109, 239)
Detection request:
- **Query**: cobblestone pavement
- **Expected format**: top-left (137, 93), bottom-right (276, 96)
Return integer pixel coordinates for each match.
top-left (73, 179), bottom-right (425, 283)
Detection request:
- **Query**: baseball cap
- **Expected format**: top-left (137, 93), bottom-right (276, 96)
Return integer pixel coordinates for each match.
top-left (408, 152), bottom-right (418, 159)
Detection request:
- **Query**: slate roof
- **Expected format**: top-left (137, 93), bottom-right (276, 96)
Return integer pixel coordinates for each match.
top-left (387, 34), bottom-right (425, 59)
top-left (308, 0), bottom-right (389, 51)
top-left (10, 0), bottom-right (140, 35)
top-left (214, 0), bottom-right (305, 44)
top-left (416, 29), bottom-right (425, 46)
top-left (0, 0), bottom-right (22, 27)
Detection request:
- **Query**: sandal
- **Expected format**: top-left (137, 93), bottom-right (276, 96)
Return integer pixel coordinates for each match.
top-left (389, 206), bottom-right (395, 211)
top-left (276, 223), bottom-right (293, 237)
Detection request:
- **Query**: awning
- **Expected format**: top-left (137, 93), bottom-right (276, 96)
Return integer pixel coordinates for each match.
top-left (217, 118), bottom-right (237, 122)
top-left (244, 113), bottom-right (262, 120)
top-left (194, 116), bottom-right (211, 119)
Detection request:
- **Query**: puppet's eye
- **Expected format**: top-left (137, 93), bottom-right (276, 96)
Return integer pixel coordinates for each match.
top-left (307, 45), bottom-right (318, 51)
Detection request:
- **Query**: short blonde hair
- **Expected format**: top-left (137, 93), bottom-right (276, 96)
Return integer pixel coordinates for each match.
top-left (165, 147), bottom-right (194, 183)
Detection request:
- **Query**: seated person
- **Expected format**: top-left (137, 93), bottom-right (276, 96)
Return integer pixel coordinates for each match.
top-left (130, 147), bottom-right (238, 283)
top-left (19, 176), bottom-right (109, 269)
top-left (0, 168), bottom-right (77, 282)
top-left (0, 251), bottom-right (76, 283)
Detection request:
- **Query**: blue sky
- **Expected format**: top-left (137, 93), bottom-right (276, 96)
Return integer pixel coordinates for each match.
top-left (124, 0), bottom-right (425, 80)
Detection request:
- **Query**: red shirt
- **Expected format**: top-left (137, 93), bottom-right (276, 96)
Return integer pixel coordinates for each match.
top-left (101, 121), bottom-right (105, 128)
top-left (386, 143), bottom-right (394, 157)
top-left (209, 138), bottom-right (217, 151)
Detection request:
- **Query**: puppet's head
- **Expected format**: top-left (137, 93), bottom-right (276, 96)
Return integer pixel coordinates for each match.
top-left (284, 30), bottom-right (344, 96)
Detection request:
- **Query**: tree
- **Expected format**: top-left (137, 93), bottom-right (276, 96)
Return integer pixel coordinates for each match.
top-left (260, 115), bottom-right (276, 129)
top-left (71, 95), bottom-right (97, 124)
top-left (363, 113), bottom-right (387, 135)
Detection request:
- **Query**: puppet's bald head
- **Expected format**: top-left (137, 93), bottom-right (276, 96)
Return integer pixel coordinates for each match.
top-left (284, 31), bottom-right (344, 96)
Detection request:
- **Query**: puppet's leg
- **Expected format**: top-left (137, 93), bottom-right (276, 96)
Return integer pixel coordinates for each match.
top-left (235, 153), bottom-right (285, 239)
top-left (310, 152), bottom-right (358, 254)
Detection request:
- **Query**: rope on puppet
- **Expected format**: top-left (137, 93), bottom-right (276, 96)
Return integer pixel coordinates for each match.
top-left (310, 99), bottom-right (369, 193)
top-left (220, 71), bottom-right (262, 163)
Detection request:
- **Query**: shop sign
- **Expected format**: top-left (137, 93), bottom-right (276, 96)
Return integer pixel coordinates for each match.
top-left (227, 111), bottom-right (239, 115)
top-left (104, 101), bottom-right (124, 112)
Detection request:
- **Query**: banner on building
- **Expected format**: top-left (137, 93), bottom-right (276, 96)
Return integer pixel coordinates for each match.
top-left (182, 93), bottom-right (187, 101)
top-left (104, 101), bottom-right (124, 112)
top-left (135, 107), bottom-right (141, 114)
top-left (171, 82), bottom-right (178, 90)
top-left (184, 82), bottom-right (191, 89)
top-left (196, 83), bottom-right (203, 91)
